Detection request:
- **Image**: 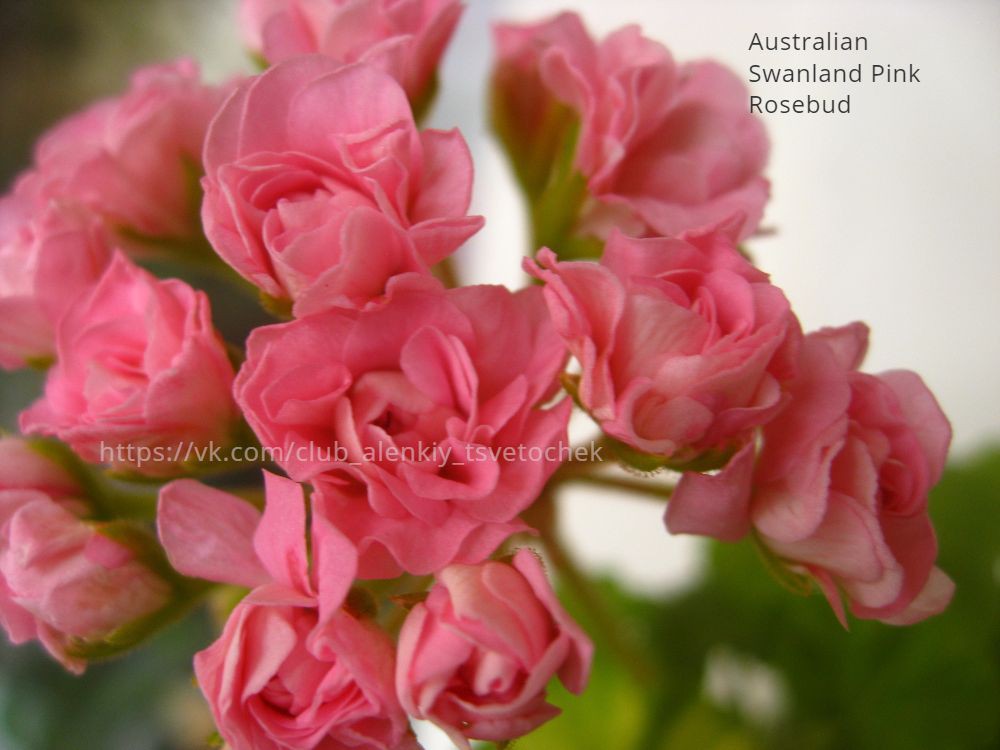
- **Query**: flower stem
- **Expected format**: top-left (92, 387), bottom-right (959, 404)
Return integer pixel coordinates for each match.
top-left (533, 492), bottom-right (655, 686)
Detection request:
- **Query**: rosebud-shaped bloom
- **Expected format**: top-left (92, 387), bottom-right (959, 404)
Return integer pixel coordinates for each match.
top-left (235, 277), bottom-right (571, 577)
top-left (525, 227), bottom-right (799, 467)
top-left (240, 0), bottom-right (463, 110)
top-left (201, 56), bottom-right (482, 315)
top-left (0, 196), bottom-right (112, 369)
top-left (396, 549), bottom-right (592, 749)
top-left (158, 473), bottom-right (417, 750)
top-left (492, 12), bottom-right (769, 244)
top-left (17, 59), bottom-right (228, 242)
top-left (20, 254), bottom-right (237, 476)
top-left (666, 324), bottom-right (954, 625)
top-left (0, 440), bottom-right (169, 672)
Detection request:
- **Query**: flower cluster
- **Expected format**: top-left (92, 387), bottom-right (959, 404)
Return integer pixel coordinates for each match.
top-left (0, 4), bottom-right (953, 750)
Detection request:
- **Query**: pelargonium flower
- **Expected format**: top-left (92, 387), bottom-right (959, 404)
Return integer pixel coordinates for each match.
top-left (0, 438), bottom-right (170, 673)
top-left (240, 0), bottom-right (464, 111)
top-left (20, 254), bottom-right (238, 477)
top-left (666, 323), bottom-right (954, 625)
top-left (235, 276), bottom-right (571, 577)
top-left (492, 12), bottom-right (769, 247)
top-left (15, 59), bottom-right (229, 242)
top-left (158, 473), bottom-right (418, 750)
top-left (526, 225), bottom-right (799, 468)
top-left (201, 56), bottom-right (482, 315)
top-left (396, 549), bottom-right (592, 749)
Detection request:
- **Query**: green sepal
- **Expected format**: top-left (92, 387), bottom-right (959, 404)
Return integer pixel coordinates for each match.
top-left (259, 290), bottom-right (293, 319)
top-left (529, 121), bottom-right (588, 256)
top-left (607, 437), bottom-right (669, 474)
top-left (410, 72), bottom-right (439, 125)
top-left (662, 445), bottom-right (738, 474)
top-left (248, 50), bottom-right (269, 72)
top-left (25, 354), bottom-right (54, 370)
top-left (750, 533), bottom-right (815, 597)
top-left (489, 76), bottom-right (578, 201)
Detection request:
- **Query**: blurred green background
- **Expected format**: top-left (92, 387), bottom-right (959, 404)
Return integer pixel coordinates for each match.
top-left (1, 2), bottom-right (997, 749)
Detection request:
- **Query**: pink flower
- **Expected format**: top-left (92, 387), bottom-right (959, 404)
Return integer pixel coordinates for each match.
top-left (19, 254), bottom-right (237, 477)
top-left (201, 56), bottom-right (482, 314)
top-left (666, 323), bottom-right (954, 625)
top-left (0, 439), bottom-right (169, 672)
top-left (492, 12), bottom-right (769, 243)
top-left (158, 473), bottom-right (417, 750)
top-left (235, 277), bottom-right (571, 577)
top-left (240, 0), bottom-right (463, 108)
top-left (396, 549), bottom-right (592, 749)
top-left (0, 196), bottom-right (112, 370)
top-left (17, 59), bottom-right (229, 242)
top-left (525, 226), bottom-right (799, 466)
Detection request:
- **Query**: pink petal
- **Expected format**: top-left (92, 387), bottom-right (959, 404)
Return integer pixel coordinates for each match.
top-left (254, 471), bottom-right (310, 592)
top-left (157, 480), bottom-right (268, 588)
top-left (665, 442), bottom-right (754, 541)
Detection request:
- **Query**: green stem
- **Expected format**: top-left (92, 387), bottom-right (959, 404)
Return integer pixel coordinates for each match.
top-left (535, 493), bottom-right (655, 686)
top-left (550, 434), bottom-right (613, 480)
top-left (91, 478), bottom-right (161, 521)
top-left (27, 438), bottom-right (160, 521)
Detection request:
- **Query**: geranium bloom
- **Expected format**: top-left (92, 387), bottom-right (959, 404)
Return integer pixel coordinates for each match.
top-left (20, 254), bottom-right (237, 477)
top-left (396, 549), bottom-right (592, 749)
top-left (666, 323), bottom-right (954, 624)
top-left (240, 0), bottom-right (463, 110)
top-left (235, 277), bottom-right (570, 577)
top-left (492, 12), bottom-right (769, 245)
top-left (0, 439), bottom-right (169, 673)
top-left (201, 56), bottom-right (482, 314)
top-left (159, 473), bottom-right (417, 750)
top-left (526, 226), bottom-right (799, 467)
top-left (16, 59), bottom-right (228, 242)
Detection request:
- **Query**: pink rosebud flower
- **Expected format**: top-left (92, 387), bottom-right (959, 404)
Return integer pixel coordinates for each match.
top-left (0, 195), bottom-right (112, 370)
top-left (492, 12), bottom-right (769, 244)
top-left (525, 226), bottom-right (799, 467)
top-left (18, 59), bottom-right (229, 242)
top-left (0, 441), bottom-right (169, 672)
top-left (396, 549), bottom-right (592, 749)
top-left (158, 473), bottom-right (417, 750)
top-left (666, 323), bottom-right (954, 625)
top-left (235, 277), bottom-right (571, 577)
top-left (240, 0), bottom-right (463, 110)
top-left (19, 253), bottom-right (238, 477)
top-left (201, 56), bottom-right (482, 314)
